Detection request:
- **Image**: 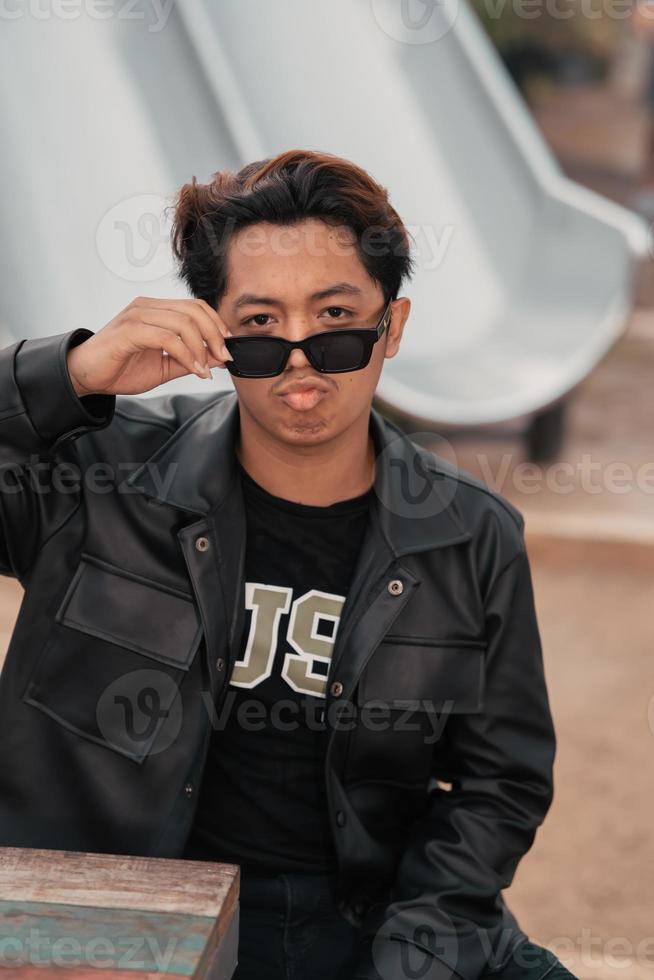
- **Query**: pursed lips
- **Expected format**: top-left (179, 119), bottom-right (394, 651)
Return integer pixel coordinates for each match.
top-left (276, 379), bottom-right (332, 410)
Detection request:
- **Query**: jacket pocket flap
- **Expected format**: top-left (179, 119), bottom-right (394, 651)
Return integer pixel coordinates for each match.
top-left (357, 639), bottom-right (485, 714)
top-left (55, 553), bottom-right (202, 670)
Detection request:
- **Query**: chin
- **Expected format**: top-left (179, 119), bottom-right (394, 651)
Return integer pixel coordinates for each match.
top-left (275, 404), bottom-right (336, 440)
top-left (279, 414), bottom-right (332, 438)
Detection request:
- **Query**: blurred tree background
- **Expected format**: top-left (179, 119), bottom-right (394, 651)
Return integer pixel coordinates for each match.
top-left (469, 0), bottom-right (654, 195)
top-left (469, 0), bottom-right (632, 100)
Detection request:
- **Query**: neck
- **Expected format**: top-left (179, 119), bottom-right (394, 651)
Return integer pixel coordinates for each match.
top-left (234, 405), bottom-right (376, 507)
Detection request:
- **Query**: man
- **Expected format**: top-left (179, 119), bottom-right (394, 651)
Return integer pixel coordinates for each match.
top-left (0, 149), bottom-right (575, 979)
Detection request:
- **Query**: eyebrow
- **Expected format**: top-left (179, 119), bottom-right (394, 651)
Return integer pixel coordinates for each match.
top-left (233, 282), bottom-right (364, 310)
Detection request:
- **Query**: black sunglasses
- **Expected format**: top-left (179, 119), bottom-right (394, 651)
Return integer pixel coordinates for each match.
top-left (222, 301), bottom-right (393, 379)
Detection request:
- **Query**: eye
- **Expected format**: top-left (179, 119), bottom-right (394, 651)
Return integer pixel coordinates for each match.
top-left (242, 313), bottom-right (273, 328)
top-left (323, 306), bottom-right (352, 320)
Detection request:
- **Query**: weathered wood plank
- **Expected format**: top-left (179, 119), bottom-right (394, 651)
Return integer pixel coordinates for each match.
top-left (0, 899), bottom-right (213, 975)
top-left (0, 849), bottom-right (240, 979)
top-left (0, 849), bottom-right (239, 921)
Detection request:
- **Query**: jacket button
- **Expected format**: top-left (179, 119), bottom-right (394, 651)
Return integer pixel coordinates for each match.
top-left (195, 536), bottom-right (210, 552)
top-left (216, 658), bottom-right (225, 671)
top-left (387, 578), bottom-right (404, 595)
top-left (330, 680), bottom-right (343, 697)
top-left (336, 810), bottom-right (347, 827)
top-left (184, 782), bottom-right (194, 797)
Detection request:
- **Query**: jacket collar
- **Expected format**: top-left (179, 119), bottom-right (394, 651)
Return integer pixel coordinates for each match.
top-left (125, 390), bottom-right (471, 556)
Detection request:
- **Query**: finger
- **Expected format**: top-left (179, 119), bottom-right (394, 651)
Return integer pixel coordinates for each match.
top-left (182, 299), bottom-right (235, 363)
top-left (141, 331), bottom-right (232, 381)
top-left (162, 350), bottom-right (231, 382)
top-left (158, 352), bottom-right (194, 383)
top-left (194, 297), bottom-right (234, 343)
top-left (135, 309), bottom-right (216, 375)
top-left (206, 352), bottom-right (232, 370)
top-left (159, 351), bottom-right (209, 383)
top-left (130, 296), bottom-right (232, 363)
top-left (131, 323), bottom-right (209, 379)
top-left (145, 303), bottom-right (232, 366)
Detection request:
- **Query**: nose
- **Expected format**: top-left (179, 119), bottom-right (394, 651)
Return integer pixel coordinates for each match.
top-left (285, 346), bottom-right (312, 370)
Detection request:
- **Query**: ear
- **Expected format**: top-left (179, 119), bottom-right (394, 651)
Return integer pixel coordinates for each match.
top-left (384, 297), bottom-right (411, 359)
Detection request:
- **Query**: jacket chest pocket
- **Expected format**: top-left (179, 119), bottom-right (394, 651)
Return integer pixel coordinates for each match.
top-left (22, 553), bottom-right (203, 763)
top-left (345, 638), bottom-right (486, 788)
top-left (358, 636), bottom-right (485, 714)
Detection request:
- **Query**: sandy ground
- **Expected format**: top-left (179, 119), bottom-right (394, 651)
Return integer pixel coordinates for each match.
top-left (502, 538), bottom-right (654, 979)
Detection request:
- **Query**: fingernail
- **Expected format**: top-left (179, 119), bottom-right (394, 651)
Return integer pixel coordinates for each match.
top-left (194, 360), bottom-right (210, 378)
top-left (224, 349), bottom-right (234, 362)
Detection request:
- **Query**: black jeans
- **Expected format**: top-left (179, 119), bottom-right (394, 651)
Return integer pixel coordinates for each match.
top-left (231, 870), bottom-right (578, 980)
top-left (233, 870), bottom-right (363, 980)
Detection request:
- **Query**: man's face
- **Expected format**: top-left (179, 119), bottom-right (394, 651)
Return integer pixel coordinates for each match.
top-left (217, 218), bottom-right (409, 448)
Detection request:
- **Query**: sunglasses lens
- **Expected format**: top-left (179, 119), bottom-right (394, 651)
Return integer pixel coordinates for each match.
top-left (225, 338), bottom-right (286, 377)
top-left (307, 333), bottom-right (367, 371)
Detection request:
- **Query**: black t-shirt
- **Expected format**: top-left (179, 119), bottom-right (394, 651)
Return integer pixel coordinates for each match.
top-left (183, 456), bottom-right (373, 875)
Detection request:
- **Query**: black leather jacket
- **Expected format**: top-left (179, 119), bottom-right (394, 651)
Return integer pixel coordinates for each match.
top-left (0, 329), bottom-right (556, 980)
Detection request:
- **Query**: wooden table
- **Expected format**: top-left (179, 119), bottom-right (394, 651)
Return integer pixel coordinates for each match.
top-left (0, 847), bottom-right (240, 980)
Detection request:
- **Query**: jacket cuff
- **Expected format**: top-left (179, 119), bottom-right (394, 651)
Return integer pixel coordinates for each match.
top-left (14, 328), bottom-right (115, 447)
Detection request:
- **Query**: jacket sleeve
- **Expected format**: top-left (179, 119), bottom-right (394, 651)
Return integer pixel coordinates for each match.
top-left (0, 329), bottom-right (115, 581)
top-left (348, 540), bottom-right (557, 980)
